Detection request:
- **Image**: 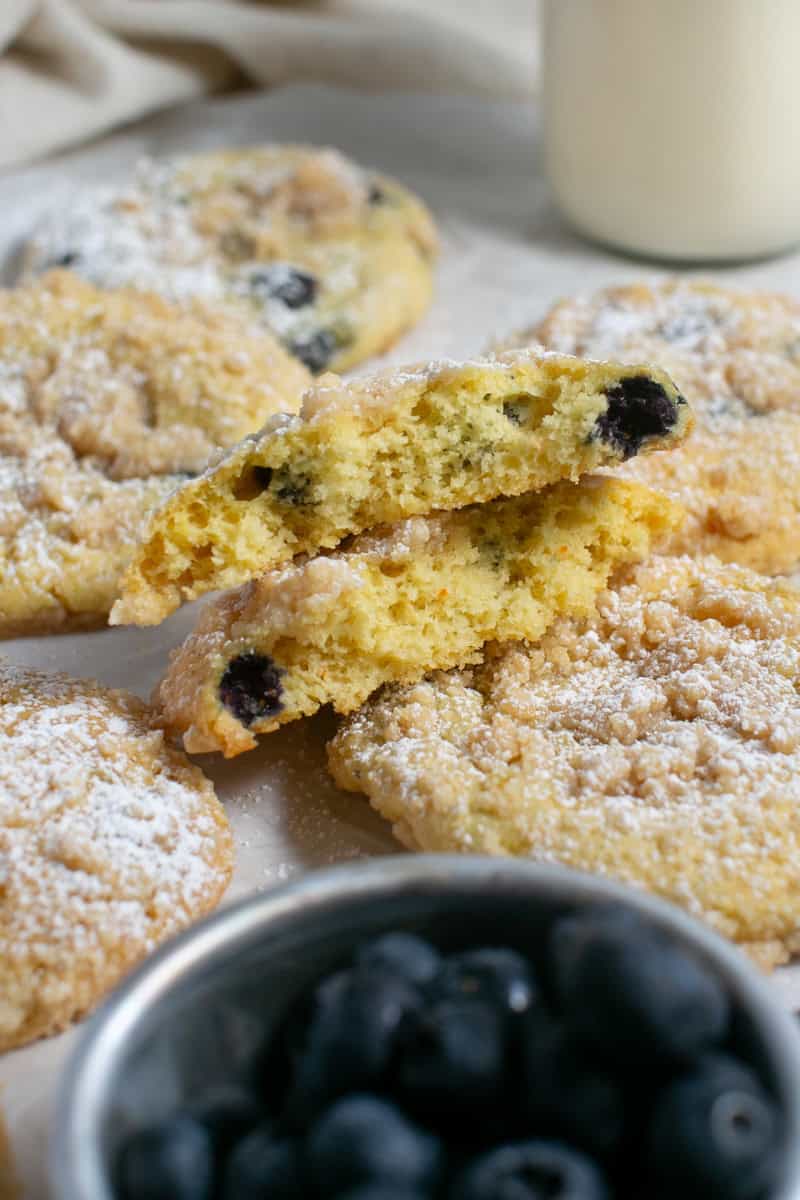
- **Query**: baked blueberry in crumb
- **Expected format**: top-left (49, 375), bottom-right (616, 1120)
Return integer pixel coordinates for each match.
top-left (289, 330), bottom-right (339, 373)
top-left (368, 185), bottom-right (387, 205)
top-left (48, 251), bottom-right (80, 268)
top-left (595, 376), bottom-right (682, 459)
top-left (252, 267), bottom-right (318, 310)
top-left (219, 653), bottom-right (284, 726)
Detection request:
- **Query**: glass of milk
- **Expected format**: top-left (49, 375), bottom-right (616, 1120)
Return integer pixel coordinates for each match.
top-left (542, 0), bottom-right (800, 261)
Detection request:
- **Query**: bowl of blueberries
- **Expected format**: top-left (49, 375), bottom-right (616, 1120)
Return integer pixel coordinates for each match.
top-left (53, 855), bottom-right (800, 1200)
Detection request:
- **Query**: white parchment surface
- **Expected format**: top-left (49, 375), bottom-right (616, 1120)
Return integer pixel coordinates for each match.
top-left (2, 84), bottom-right (800, 1199)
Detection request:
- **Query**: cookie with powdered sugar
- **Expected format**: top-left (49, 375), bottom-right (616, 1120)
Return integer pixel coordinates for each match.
top-left (22, 145), bottom-right (438, 374)
top-left (0, 665), bottom-right (233, 1052)
top-left (0, 271), bottom-right (308, 635)
top-left (503, 279), bottom-right (800, 574)
top-left (329, 555), bottom-right (800, 968)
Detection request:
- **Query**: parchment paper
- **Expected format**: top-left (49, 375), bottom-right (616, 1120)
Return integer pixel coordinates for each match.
top-left (2, 84), bottom-right (800, 1200)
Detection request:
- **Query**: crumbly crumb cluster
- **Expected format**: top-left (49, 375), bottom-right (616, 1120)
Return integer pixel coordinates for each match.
top-left (329, 555), bottom-right (800, 966)
top-left (0, 665), bottom-right (233, 1052)
top-left (512, 279), bottom-right (800, 573)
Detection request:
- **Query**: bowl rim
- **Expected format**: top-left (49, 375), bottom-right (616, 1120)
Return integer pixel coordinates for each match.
top-left (51, 854), bottom-right (800, 1200)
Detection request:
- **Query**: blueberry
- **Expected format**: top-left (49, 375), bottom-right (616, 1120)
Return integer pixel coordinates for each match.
top-left (117, 1114), bottom-right (214, 1200)
top-left (690, 1051), bottom-right (769, 1096)
top-left (306, 1094), bottom-right (441, 1196)
top-left (356, 933), bottom-right (441, 987)
top-left (521, 1015), bottom-right (626, 1160)
top-left (48, 251), bottom-right (80, 268)
top-left (289, 329), bottom-right (338, 373)
top-left (287, 968), bottom-right (423, 1124)
top-left (594, 375), bottom-right (681, 459)
top-left (644, 1064), bottom-right (781, 1199)
top-left (256, 989), bottom-right (318, 1116)
top-left (435, 948), bottom-right (537, 1020)
top-left (187, 1084), bottom-right (263, 1154)
top-left (338, 1189), bottom-right (429, 1200)
top-left (549, 909), bottom-right (730, 1066)
top-left (250, 266), bottom-right (318, 310)
top-left (395, 998), bottom-right (507, 1125)
top-left (451, 1140), bottom-right (610, 1200)
top-left (222, 1126), bottom-right (302, 1200)
top-left (219, 652), bottom-right (284, 726)
top-left (367, 185), bottom-right (387, 205)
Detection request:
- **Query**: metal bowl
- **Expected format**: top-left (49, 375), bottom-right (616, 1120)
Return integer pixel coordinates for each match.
top-left (52, 855), bottom-right (800, 1200)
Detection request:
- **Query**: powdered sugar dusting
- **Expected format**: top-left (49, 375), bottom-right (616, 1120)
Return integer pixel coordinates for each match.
top-left (513, 279), bottom-right (800, 575)
top-left (528, 278), bottom-right (800, 428)
top-left (0, 271), bottom-right (306, 633)
top-left (20, 145), bottom-right (430, 362)
top-left (329, 555), bottom-right (800, 959)
top-left (0, 665), bottom-right (232, 1050)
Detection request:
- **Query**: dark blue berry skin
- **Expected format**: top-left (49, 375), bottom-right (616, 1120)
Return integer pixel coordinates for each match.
top-left (249, 266), bottom-right (318, 309)
top-left (356, 932), bottom-right (441, 987)
top-left (595, 376), bottom-right (680, 459)
top-left (219, 652), bottom-right (283, 726)
top-left (49, 251), bottom-right (80, 268)
top-left (690, 1051), bottom-right (769, 1096)
top-left (286, 968), bottom-right (423, 1125)
top-left (305, 1094), bottom-right (442, 1197)
top-left (222, 1126), bottom-right (302, 1200)
top-left (521, 1015), bottom-right (627, 1161)
top-left (395, 998), bottom-right (507, 1128)
top-left (434, 948), bottom-right (537, 1020)
top-left (451, 1140), bottom-right (610, 1200)
top-left (337, 1189), bottom-right (428, 1200)
top-left (187, 1084), bottom-right (263, 1154)
top-left (255, 987), bottom-right (317, 1117)
top-left (644, 1065), bottom-right (781, 1199)
top-left (549, 909), bottom-right (730, 1066)
top-left (117, 1115), bottom-right (214, 1200)
top-left (289, 329), bottom-right (338, 373)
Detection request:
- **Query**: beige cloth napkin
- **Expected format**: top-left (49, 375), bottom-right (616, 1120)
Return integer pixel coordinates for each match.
top-left (0, 0), bottom-right (538, 168)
